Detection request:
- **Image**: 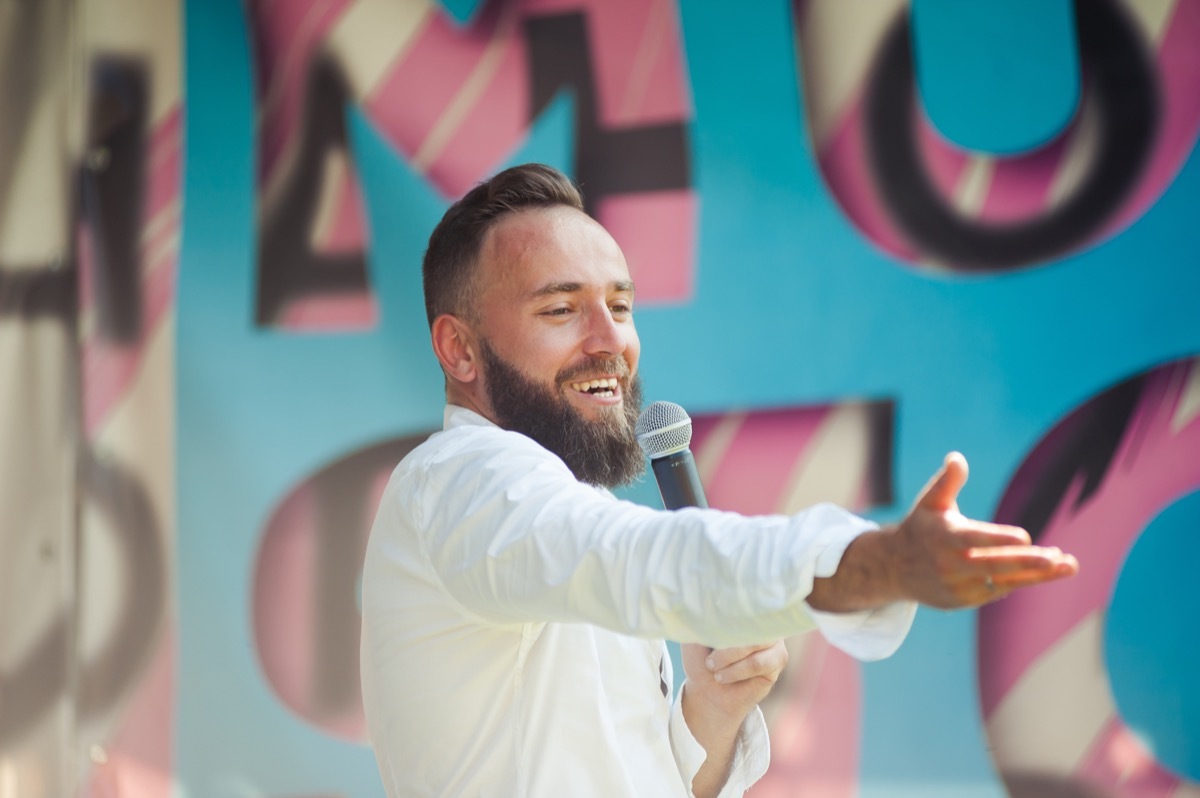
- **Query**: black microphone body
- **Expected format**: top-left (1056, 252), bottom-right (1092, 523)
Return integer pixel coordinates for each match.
top-left (636, 401), bottom-right (709, 511)
top-left (650, 450), bottom-right (708, 510)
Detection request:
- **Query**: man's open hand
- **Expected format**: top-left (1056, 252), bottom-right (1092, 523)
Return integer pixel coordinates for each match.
top-left (889, 452), bottom-right (1079, 608)
top-left (808, 452), bottom-right (1079, 613)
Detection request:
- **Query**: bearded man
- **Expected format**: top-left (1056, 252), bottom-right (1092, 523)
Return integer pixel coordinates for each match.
top-left (359, 164), bottom-right (1077, 798)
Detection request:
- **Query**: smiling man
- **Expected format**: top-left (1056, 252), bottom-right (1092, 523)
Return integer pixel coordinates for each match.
top-left (359, 164), bottom-right (1078, 798)
top-left (442, 197), bottom-right (645, 490)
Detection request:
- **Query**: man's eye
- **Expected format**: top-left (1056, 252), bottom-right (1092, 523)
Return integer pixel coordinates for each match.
top-left (611, 304), bottom-right (632, 315)
top-left (542, 307), bottom-right (572, 316)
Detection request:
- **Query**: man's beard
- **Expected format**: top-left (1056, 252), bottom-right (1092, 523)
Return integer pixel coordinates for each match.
top-left (479, 341), bottom-right (645, 488)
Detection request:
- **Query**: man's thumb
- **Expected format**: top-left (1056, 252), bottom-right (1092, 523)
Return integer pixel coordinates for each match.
top-left (916, 452), bottom-right (968, 512)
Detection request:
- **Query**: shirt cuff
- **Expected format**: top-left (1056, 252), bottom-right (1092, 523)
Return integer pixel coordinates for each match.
top-left (809, 600), bottom-right (917, 661)
top-left (669, 688), bottom-right (770, 797)
top-left (803, 504), bottom-right (918, 662)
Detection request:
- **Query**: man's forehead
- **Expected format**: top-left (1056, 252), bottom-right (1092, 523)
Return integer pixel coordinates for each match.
top-left (479, 206), bottom-right (631, 292)
top-left (483, 205), bottom-right (584, 255)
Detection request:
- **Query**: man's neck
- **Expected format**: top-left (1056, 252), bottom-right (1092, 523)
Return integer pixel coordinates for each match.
top-left (445, 383), bottom-right (496, 426)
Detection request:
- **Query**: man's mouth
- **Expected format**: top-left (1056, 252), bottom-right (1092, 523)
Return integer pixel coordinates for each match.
top-left (567, 377), bottom-right (620, 398)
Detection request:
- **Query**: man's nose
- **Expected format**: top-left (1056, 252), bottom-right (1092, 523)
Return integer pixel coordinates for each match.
top-left (583, 304), bottom-right (627, 356)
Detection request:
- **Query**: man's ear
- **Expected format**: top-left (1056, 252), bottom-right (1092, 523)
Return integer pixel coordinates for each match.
top-left (430, 314), bottom-right (479, 384)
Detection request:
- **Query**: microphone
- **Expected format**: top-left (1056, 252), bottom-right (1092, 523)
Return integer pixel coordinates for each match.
top-left (635, 401), bottom-right (708, 510)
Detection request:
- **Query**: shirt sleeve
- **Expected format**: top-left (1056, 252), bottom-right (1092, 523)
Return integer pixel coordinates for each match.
top-left (668, 688), bottom-right (769, 797)
top-left (408, 423), bottom-right (913, 650)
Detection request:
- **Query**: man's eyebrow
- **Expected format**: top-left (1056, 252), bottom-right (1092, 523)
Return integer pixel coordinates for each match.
top-left (527, 280), bottom-right (636, 299)
top-left (528, 281), bottom-right (583, 299)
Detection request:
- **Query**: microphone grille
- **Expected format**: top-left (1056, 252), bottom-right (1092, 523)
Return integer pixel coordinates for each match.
top-left (635, 401), bottom-right (693, 459)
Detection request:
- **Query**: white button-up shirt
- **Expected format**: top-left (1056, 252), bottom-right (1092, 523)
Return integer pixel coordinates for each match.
top-left (360, 406), bottom-right (915, 797)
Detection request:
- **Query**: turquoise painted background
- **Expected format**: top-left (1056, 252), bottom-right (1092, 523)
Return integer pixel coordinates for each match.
top-left (176, 1), bottom-right (1200, 795)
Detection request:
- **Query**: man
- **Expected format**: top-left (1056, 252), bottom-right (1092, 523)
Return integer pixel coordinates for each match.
top-left (359, 164), bottom-right (1077, 797)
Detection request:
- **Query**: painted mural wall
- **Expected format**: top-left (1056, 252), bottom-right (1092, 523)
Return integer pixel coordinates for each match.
top-left (1, 0), bottom-right (1197, 796)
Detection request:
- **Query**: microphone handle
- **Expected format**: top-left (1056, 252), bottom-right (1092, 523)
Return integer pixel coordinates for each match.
top-left (651, 450), bottom-right (709, 510)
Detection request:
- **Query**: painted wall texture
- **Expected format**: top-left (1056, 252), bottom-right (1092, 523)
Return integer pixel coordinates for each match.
top-left (1, 0), bottom-right (1197, 796)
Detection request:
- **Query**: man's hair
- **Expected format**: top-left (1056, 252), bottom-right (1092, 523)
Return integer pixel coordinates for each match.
top-left (422, 163), bottom-right (585, 326)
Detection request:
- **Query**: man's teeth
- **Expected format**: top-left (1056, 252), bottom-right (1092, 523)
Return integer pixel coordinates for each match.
top-left (569, 377), bottom-right (619, 396)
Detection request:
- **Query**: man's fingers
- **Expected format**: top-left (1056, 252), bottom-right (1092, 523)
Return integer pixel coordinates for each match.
top-left (915, 452), bottom-right (968, 513)
top-left (968, 545), bottom-right (1078, 569)
top-left (952, 521), bottom-right (1033, 548)
top-left (993, 564), bottom-right (1079, 590)
top-left (969, 547), bottom-right (1080, 588)
top-left (710, 643), bottom-right (788, 685)
top-left (704, 643), bottom-right (775, 672)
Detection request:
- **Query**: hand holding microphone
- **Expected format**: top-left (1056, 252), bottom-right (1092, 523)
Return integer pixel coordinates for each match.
top-left (636, 399), bottom-right (788, 777)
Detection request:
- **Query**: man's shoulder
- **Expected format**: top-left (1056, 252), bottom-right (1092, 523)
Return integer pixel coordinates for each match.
top-left (384, 412), bottom-right (579, 523)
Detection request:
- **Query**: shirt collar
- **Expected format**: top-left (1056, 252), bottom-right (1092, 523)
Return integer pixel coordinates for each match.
top-left (444, 404), bottom-right (498, 431)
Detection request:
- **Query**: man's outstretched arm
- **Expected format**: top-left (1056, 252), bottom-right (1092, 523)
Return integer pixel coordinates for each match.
top-left (808, 452), bottom-right (1079, 613)
top-left (678, 452), bottom-right (1079, 798)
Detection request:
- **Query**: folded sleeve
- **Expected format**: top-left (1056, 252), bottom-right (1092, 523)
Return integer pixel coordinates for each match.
top-left (668, 686), bottom-right (769, 797)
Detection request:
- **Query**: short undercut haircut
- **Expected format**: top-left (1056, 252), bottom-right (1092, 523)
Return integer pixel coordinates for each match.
top-left (422, 163), bottom-right (585, 326)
